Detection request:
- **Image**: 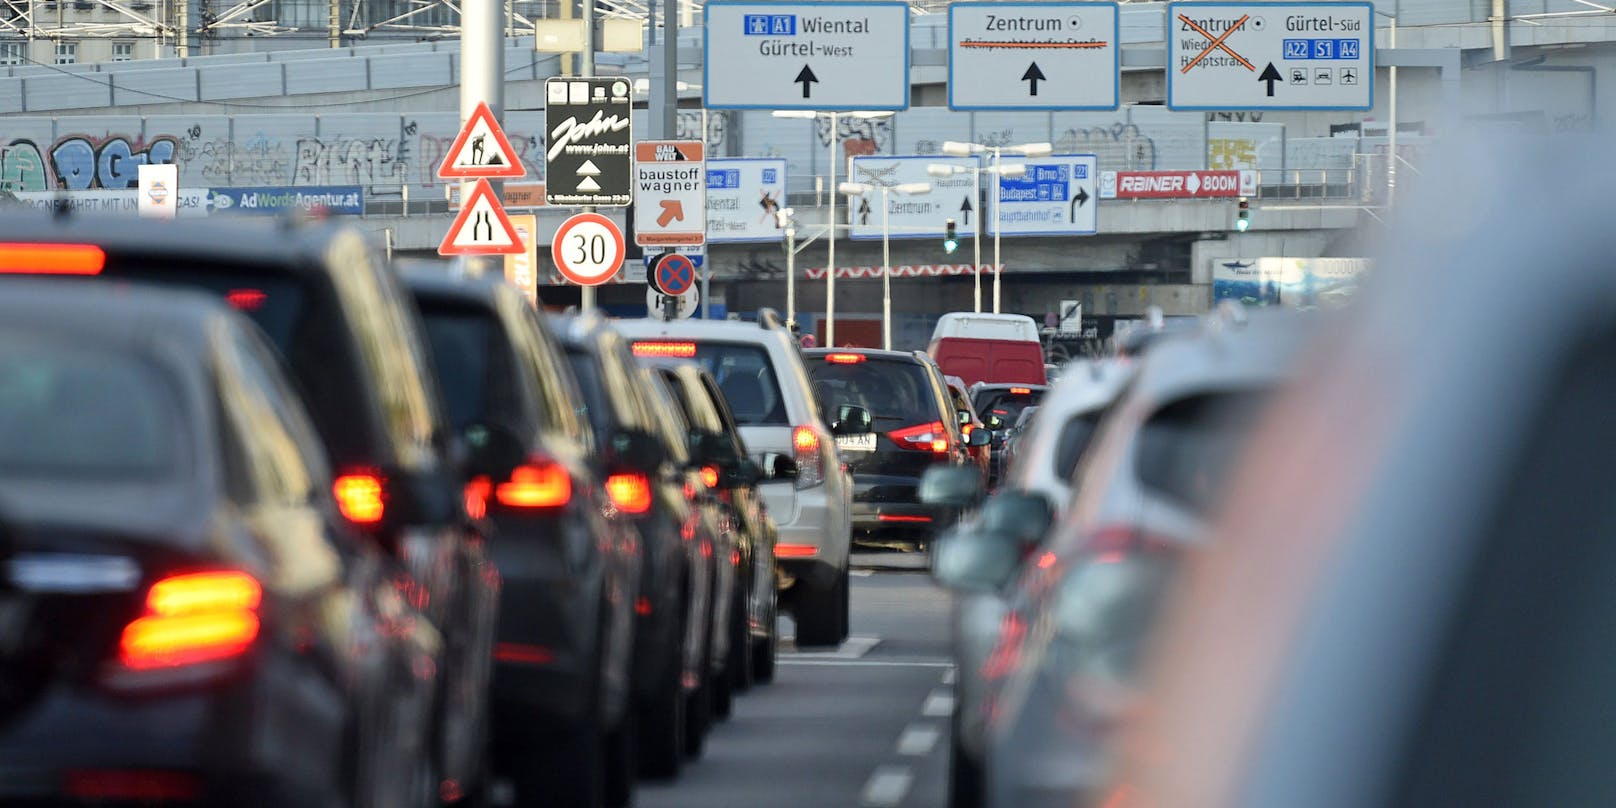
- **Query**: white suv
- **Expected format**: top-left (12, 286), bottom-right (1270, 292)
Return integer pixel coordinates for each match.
top-left (611, 315), bottom-right (854, 647)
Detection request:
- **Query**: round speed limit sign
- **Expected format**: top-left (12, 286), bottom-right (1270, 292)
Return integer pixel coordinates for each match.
top-left (552, 212), bottom-right (626, 286)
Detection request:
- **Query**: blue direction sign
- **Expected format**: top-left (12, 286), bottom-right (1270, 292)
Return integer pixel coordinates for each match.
top-left (652, 253), bottom-right (698, 296)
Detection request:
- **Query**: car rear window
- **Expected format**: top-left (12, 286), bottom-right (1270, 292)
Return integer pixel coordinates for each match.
top-left (632, 341), bottom-right (788, 426)
top-left (808, 356), bottom-right (941, 426)
top-left (0, 338), bottom-right (184, 478)
top-left (1134, 391), bottom-right (1268, 517)
top-left (974, 388), bottom-right (1044, 425)
top-left (417, 305), bottom-right (520, 431)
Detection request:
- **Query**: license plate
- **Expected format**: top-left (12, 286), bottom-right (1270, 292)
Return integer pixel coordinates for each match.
top-left (834, 433), bottom-right (877, 452)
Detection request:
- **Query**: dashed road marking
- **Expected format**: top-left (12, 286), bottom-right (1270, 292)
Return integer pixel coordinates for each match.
top-left (860, 765), bottom-right (914, 807)
top-left (783, 634), bottom-right (881, 660)
top-left (851, 569), bottom-right (876, 577)
top-left (922, 689), bottom-right (955, 717)
top-left (896, 723), bottom-right (941, 756)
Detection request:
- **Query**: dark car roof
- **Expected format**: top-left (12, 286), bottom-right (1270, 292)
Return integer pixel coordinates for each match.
top-left (0, 211), bottom-right (365, 269)
top-left (0, 277), bottom-right (226, 349)
top-left (399, 263), bottom-right (509, 306)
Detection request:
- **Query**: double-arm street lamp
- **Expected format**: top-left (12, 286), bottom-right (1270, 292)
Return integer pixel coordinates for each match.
top-left (772, 109), bottom-right (895, 348)
top-left (837, 180), bottom-right (932, 350)
top-left (926, 160), bottom-right (1028, 314)
top-left (939, 140), bottom-right (1053, 314)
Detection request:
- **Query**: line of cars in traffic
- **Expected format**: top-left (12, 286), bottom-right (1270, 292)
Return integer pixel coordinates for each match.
top-left (0, 213), bottom-right (849, 808)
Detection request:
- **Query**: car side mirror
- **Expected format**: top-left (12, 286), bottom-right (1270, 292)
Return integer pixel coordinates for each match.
top-left (610, 428), bottom-right (667, 471)
top-left (832, 404), bottom-right (873, 436)
top-left (932, 529), bottom-right (1023, 592)
top-left (462, 421), bottom-right (527, 481)
top-left (761, 452), bottom-right (798, 481)
top-left (724, 459), bottom-right (764, 488)
top-left (967, 428), bottom-right (993, 447)
top-left (978, 490), bottom-right (1055, 550)
top-left (918, 465), bottom-right (985, 509)
top-left (983, 414), bottom-right (1006, 431)
top-left (692, 431), bottom-right (742, 467)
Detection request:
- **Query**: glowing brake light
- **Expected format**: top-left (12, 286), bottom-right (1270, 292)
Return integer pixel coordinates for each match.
top-left (700, 465), bottom-right (721, 488)
top-left (0, 243), bottom-right (106, 275)
top-left (962, 423), bottom-right (975, 437)
top-left (605, 472), bottom-right (653, 514)
top-left (632, 341), bottom-right (697, 358)
top-left (792, 425), bottom-right (825, 489)
top-left (793, 426), bottom-right (819, 452)
top-left (225, 288), bottom-right (267, 311)
top-left (118, 571), bottom-right (262, 671)
top-left (333, 472), bottom-right (385, 524)
top-left (776, 544), bottom-right (819, 558)
top-left (824, 352), bottom-right (865, 364)
top-left (1010, 387), bottom-right (1032, 395)
top-left (496, 462), bottom-right (572, 509)
top-left (888, 421), bottom-right (951, 455)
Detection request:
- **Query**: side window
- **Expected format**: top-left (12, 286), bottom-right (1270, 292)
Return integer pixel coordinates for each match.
top-left (513, 301), bottom-right (587, 443)
top-left (213, 321), bottom-right (329, 507)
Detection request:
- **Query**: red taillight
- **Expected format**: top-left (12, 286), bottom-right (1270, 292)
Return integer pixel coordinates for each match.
top-left (878, 513), bottom-right (932, 523)
top-left (824, 352), bottom-right (865, 364)
top-left (224, 288), bottom-right (266, 311)
top-left (64, 770), bottom-right (202, 801)
top-left (1010, 387), bottom-right (1032, 395)
top-left (791, 425), bottom-right (825, 489)
top-left (463, 476), bottom-right (492, 520)
top-left (776, 543), bottom-right (818, 558)
top-left (333, 471), bottom-right (385, 524)
top-left (632, 341), bottom-right (697, 358)
top-left (700, 465), bottom-right (721, 488)
top-left (496, 462), bottom-right (572, 509)
top-left (118, 571), bottom-right (262, 671)
top-left (0, 242), bottom-right (106, 275)
top-left (888, 422), bottom-right (950, 454)
top-left (962, 423), bottom-right (975, 437)
top-left (493, 642), bottom-right (554, 666)
top-left (793, 425), bottom-right (819, 452)
top-left (606, 472), bottom-right (653, 514)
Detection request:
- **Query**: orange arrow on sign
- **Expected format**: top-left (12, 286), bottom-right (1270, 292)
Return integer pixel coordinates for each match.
top-left (657, 200), bottom-right (684, 228)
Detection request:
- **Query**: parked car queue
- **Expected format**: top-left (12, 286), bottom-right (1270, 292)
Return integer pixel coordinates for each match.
top-left (0, 213), bottom-right (838, 808)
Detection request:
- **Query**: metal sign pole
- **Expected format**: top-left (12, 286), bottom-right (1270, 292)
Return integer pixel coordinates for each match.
top-left (460, 0), bottom-right (504, 277)
top-left (881, 186), bottom-right (891, 351)
top-left (826, 111), bottom-right (837, 348)
top-left (785, 225), bottom-right (796, 326)
top-left (972, 168), bottom-right (982, 313)
top-left (580, 0), bottom-right (598, 313)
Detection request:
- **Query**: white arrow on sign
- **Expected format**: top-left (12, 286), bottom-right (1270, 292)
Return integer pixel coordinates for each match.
top-left (577, 160), bottom-right (602, 176)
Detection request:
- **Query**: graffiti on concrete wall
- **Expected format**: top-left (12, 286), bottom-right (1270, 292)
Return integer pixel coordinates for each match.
top-left (0, 134), bottom-right (178, 191)
top-left (181, 125), bottom-right (292, 187)
top-left (676, 110), bottom-right (729, 151)
top-left (1207, 137), bottom-right (1257, 170)
top-left (1056, 123), bottom-right (1158, 171)
top-left (293, 136), bottom-right (407, 187)
top-left (817, 115), bottom-right (890, 158)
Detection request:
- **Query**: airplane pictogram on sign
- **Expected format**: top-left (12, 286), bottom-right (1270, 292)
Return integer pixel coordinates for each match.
top-left (439, 178), bottom-right (525, 256)
top-left (438, 101), bottom-right (527, 180)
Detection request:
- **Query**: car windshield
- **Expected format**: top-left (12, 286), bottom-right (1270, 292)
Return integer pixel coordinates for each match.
top-left (808, 357), bottom-right (939, 425)
top-left (974, 388), bottom-right (1044, 425)
top-left (1134, 390), bottom-right (1269, 517)
top-left (0, 337), bottom-right (184, 478)
top-left (689, 343), bottom-right (788, 426)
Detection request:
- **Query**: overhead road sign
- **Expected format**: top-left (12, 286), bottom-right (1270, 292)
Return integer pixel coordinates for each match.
top-left (553, 211), bottom-right (627, 286)
top-left (845, 155), bottom-right (979, 240)
top-left (988, 154), bottom-right (1099, 237)
top-left (948, 2), bottom-right (1120, 111)
top-left (650, 252), bottom-right (699, 296)
top-left (706, 159), bottom-right (788, 243)
top-left (439, 101), bottom-right (527, 179)
top-left (545, 77), bottom-right (633, 206)
top-left (1167, 2), bottom-right (1372, 111)
top-left (635, 141), bottom-right (707, 247)
top-left (440, 179), bottom-right (526, 256)
top-left (703, 1), bottom-right (911, 111)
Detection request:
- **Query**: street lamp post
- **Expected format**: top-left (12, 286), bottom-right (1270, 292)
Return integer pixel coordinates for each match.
top-left (775, 207), bottom-right (799, 326)
top-left (941, 140), bottom-right (1052, 314)
top-left (839, 180), bottom-right (931, 350)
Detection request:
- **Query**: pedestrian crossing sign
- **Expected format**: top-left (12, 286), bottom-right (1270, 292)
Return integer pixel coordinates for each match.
top-left (438, 101), bottom-right (527, 180)
top-left (439, 179), bottom-right (525, 256)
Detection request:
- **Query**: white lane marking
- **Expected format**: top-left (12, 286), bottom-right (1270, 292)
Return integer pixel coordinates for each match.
top-left (851, 569), bottom-right (876, 577)
top-left (784, 634), bottom-right (881, 660)
top-left (941, 668), bottom-right (957, 685)
top-left (922, 688), bottom-right (955, 717)
top-left (860, 765), bottom-right (914, 807)
top-left (777, 658), bottom-right (955, 668)
top-left (896, 723), bottom-right (941, 756)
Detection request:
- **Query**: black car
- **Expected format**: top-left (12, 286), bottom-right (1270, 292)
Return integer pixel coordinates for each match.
top-left (401, 266), bottom-right (642, 807)
top-left (640, 362), bottom-right (780, 691)
top-left (804, 349), bottom-right (988, 546)
top-left (969, 383), bottom-right (1049, 487)
top-left (0, 215), bottom-right (498, 805)
top-left (556, 315), bottom-right (715, 772)
top-left (0, 282), bottom-right (438, 807)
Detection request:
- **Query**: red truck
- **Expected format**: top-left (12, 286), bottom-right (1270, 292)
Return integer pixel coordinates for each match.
top-left (926, 312), bottom-right (1047, 387)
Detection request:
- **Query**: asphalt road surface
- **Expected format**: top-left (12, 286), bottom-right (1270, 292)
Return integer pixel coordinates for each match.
top-left (638, 551), bottom-right (953, 808)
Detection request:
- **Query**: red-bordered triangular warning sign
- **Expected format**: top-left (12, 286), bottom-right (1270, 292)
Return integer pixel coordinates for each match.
top-left (439, 179), bottom-right (525, 256)
top-left (438, 101), bottom-right (527, 180)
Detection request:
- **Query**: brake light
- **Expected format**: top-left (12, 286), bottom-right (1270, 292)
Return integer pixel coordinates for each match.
top-left (605, 472), bottom-right (653, 514)
top-left (1010, 387), bottom-right (1032, 395)
top-left (463, 476), bottom-right (492, 520)
top-left (64, 770), bottom-right (202, 801)
top-left (118, 571), bottom-right (262, 671)
top-left (824, 352), bottom-right (865, 364)
top-left (962, 423), bottom-right (974, 437)
top-left (1087, 525), bottom-right (1176, 564)
top-left (700, 465), bottom-right (721, 488)
top-left (0, 242), bottom-right (106, 275)
top-left (496, 461), bottom-right (572, 509)
top-left (632, 341), bottom-right (697, 358)
top-left (792, 425), bottom-right (825, 490)
top-left (494, 642), bottom-right (554, 666)
top-left (224, 288), bottom-right (266, 311)
top-left (776, 544), bottom-right (818, 558)
top-left (888, 422), bottom-right (950, 455)
top-left (333, 472), bottom-right (385, 524)
top-left (878, 514), bottom-right (932, 523)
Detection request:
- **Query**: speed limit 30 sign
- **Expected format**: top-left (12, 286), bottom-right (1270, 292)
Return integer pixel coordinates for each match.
top-left (552, 212), bottom-right (626, 286)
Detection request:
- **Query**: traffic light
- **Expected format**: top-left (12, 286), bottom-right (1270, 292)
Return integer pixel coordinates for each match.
top-left (944, 218), bottom-right (958, 253)
top-left (1236, 197), bottom-right (1251, 232)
